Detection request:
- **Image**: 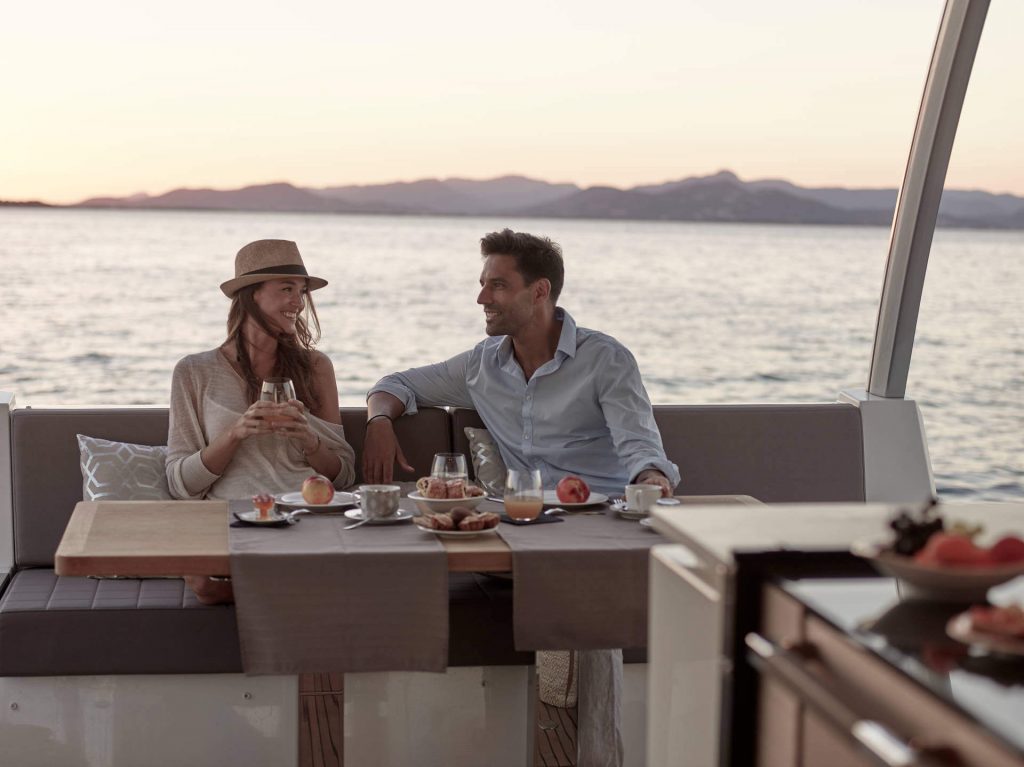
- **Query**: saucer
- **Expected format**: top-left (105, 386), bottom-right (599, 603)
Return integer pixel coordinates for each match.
top-left (234, 510), bottom-right (292, 527)
top-left (342, 509), bottom-right (414, 525)
top-left (616, 507), bottom-right (650, 521)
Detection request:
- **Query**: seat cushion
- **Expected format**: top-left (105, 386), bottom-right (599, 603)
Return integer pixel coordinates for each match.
top-left (0, 570), bottom-right (561, 675)
top-left (0, 569), bottom-right (243, 676)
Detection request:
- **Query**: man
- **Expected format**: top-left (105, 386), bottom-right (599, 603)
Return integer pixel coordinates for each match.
top-left (362, 228), bottom-right (678, 495)
top-left (363, 228), bottom-right (679, 767)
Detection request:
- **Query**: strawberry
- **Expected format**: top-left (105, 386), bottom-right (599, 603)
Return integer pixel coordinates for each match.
top-left (988, 535), bottom-right (1024, 564)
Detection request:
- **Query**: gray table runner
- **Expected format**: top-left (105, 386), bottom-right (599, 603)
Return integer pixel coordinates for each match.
top-left (495, 507), bottom-right (663, 651)
top-left (228, 499), bottom-right (448, 674)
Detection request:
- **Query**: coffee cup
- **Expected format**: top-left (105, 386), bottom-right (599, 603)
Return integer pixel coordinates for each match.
top-left (358, 484), bottom-right (401, 520)
top-left (625, 484), bottom-right (661, 514)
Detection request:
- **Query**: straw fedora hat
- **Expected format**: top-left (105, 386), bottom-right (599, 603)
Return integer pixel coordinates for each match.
top-left (220, 239), bottom-right (328, 297)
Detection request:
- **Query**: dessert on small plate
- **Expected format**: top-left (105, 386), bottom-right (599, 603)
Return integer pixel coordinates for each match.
top-left (414, 509), bottom-right (500, 538)
top-left (234, 509), bottom-right (293, 527)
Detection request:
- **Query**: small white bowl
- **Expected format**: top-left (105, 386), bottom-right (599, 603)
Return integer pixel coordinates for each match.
top-left (407, 491), bottom-right (486, 516)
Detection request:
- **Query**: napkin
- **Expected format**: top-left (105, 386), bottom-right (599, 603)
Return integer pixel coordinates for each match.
top-left (499, 514), bottom-right (564, 526)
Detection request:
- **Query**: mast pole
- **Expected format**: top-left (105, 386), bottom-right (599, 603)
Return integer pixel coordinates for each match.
top-left (868, 0), bottom-right (990, 398)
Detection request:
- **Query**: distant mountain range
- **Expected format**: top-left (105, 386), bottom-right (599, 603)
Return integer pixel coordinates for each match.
top-left (6, 171), bottom-right (1024, 228)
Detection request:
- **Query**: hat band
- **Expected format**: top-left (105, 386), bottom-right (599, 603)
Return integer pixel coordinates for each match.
top-left (241, 264), bottom-right (310, 278)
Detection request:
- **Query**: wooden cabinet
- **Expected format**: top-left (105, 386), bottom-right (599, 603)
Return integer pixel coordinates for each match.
top-left (751, 584), bottom-right (1023, 767)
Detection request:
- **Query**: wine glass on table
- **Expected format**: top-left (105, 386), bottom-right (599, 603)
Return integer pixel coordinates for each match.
top-left (260, 377), bottom-right (296, 429)
top-left (431, 452), bottom-right (468, 482)
top-left (504, 469), bottom-right (543, 521)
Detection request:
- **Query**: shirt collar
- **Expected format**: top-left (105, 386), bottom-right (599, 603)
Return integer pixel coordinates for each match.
top-left (554, 308), bottom-right (578, 359)
top-left (495, 307), bottom-right (578, 370)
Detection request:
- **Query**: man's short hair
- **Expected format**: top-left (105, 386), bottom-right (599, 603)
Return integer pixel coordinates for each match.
top-left (480, 229), bottom-right (564, 304)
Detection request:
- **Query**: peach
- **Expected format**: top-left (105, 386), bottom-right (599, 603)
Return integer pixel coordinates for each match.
top-left (301, 474), bottom-right (335, 505)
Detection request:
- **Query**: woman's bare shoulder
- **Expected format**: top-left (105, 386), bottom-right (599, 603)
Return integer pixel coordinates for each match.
top-left (310, 350), bottom-right (336, 375)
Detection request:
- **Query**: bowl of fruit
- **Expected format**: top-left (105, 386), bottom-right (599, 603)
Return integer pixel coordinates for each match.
top-left (852, 506), bottom-right (1024, 602)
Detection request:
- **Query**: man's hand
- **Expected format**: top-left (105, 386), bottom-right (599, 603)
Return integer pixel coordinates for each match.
top-left (635, 469), bottom-right (673, 498)
top-left (361, 417), bottom-right (414, 483)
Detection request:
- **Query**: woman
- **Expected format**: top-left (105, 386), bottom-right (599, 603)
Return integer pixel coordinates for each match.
top-left (166, 239), bottom-right (356, 602)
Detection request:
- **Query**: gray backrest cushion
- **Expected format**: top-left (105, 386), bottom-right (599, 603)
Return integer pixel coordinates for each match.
top-left (654, 404), bottom-right (865, 502)
top-left (340, 407), bottom-right (451, 484)
top-left (12, 406), bottom-right (452, 568)
top-left (12, 409), bottom-right (170, 568)
top-left (452, 404), bottom-right (864, 503)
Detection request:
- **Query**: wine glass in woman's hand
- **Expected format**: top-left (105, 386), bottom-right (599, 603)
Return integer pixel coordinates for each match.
top-left (260, 377), bottom-right (296, 428)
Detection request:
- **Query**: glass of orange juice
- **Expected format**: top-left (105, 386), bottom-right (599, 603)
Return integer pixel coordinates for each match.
top-left (504, 469), bottom-right (543, 521)
top-left (260, 377), bottom-right (296, 428)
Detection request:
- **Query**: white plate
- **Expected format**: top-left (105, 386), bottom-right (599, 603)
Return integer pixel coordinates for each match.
top-left (947, 612), bottom-right (1024, 656)
top-left (851, 540), bottom-right (1024, 602)
top-left (542, 490), bottom-right (608, 508)
top-left (407, 491), bottom-right (486, 514)
top-left (413, 523), bottom-right (499, 539)
top-left (276, 491), bottom-right (358, 509)
top-left (234, 509), bottom-right (292, 526)
top-left (343, 509), bottom-right (414, 525)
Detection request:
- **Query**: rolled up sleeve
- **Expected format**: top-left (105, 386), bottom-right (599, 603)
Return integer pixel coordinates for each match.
top-left (598, 347), bottom-right (681, 490)
top-left (368, 351), bottom-right (475, 414)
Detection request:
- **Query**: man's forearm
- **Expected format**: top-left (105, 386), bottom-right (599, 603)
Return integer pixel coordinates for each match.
top-left (367, 391), bottom-right (406, 422)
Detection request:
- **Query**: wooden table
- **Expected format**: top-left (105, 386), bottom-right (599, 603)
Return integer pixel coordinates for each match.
top-left (54, 499), bottom-right (513, 576)
top-left (54, 495), bottom-right (759, 578)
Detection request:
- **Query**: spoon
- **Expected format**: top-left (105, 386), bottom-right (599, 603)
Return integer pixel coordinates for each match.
top-left (544, 507), bottom-right (604, 516)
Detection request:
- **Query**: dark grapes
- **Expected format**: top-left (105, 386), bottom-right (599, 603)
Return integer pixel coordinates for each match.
top-left (889, 501), bottom-right (943, 556)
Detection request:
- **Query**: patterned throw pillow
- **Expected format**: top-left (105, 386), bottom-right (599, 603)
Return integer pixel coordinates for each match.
top-left (463, 426), bottom-right (507, 497)
top-left (77, 434), bottom-right (173, 501)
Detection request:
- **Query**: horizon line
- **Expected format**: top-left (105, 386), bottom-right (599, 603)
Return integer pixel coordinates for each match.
top-left (6, 168), bottom-right (1024, 207)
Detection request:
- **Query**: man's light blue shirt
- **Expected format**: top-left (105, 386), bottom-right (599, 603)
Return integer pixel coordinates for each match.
top-left (369, 309), bottom-right (680, 495)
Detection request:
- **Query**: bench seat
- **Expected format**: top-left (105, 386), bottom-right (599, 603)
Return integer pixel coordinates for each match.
top-left (0, 569), bottom-right (242, 676)
top-left (2, 401), bottom-right (865, 677)
top-left (0, 571), bottom-right (539, 676)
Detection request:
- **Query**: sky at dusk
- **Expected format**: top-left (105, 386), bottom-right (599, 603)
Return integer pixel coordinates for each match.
top-left (3, 0), bottom-right (1022, 204)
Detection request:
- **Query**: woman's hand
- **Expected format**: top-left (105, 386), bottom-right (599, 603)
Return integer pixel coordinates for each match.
top-left (273, 398), bottom-right (320, 454)
top-left (229, 400), bottom-right (279, 442)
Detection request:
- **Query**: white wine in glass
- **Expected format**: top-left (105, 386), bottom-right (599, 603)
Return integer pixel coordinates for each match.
top-left (504, 469), bottom-right (543, 521)
top-left (260, 377), bottom-right (296, 427)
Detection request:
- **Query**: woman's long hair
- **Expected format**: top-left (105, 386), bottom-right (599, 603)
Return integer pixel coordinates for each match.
top-left (225, 283), bottom-right (322, 410)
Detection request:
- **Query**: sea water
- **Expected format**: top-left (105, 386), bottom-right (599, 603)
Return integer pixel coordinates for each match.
top-left (1, 208), bottom-right (1020, 500)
